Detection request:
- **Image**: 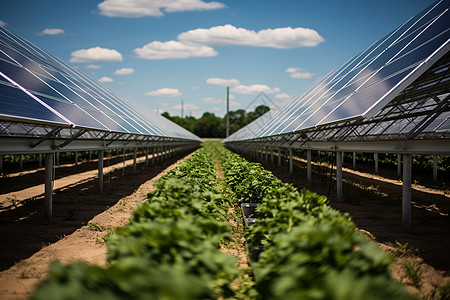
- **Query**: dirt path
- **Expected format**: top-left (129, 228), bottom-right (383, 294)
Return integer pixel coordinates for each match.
top-left (0, 151), bottom-right (196, 300)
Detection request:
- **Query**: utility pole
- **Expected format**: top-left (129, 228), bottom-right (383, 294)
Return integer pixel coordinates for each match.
top-left (226, 86), bottom-right (230, 137)
top-left (181, 99), bottom-right (184, 118)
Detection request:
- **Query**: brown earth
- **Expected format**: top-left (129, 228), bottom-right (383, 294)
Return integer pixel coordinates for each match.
top-left (0, 150), bottom-right (196, 300)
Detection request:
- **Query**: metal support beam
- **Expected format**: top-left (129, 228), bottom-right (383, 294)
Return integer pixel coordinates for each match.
top-left (39, 153), bottom-right (42, 169)
top-left (402, 154), bottom-right (412, 232)
top-left (145, 147), bottom-right (149, 167)
top-left (289, 148), bottom-right (293, 173)
top-left (44, 153), bottom-right (53, 220)
top-left (19, 155), bottom-right (23, 171)
top-left (307, 149), bottom-right (312, 184)
top-left (56, 152), bottom-right (60, 166)
top-left (337, 151), bottom-right (343, 202)
top-left (265, 147), bottom-right (268, 162)
top-left (397, 154), bottom-right (402, 177)
top-left (98, 150), bottom-right (104, 193)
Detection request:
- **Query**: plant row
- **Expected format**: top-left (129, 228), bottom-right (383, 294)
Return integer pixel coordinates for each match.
top-left (219, 146), bottom-right (414, 300)
top-left (32, 144), bottom-right (240, 300)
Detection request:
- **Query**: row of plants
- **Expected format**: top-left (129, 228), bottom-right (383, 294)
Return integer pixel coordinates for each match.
top-left (32, 144), bottom-right (240, 299)
top-left (219, 146), bottom-right (415, 299)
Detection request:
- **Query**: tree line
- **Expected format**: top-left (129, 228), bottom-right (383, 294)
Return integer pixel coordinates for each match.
top-left (161, 105), bottom-right (270, 138)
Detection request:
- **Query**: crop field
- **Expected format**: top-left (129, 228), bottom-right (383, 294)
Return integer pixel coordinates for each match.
top-left (1, 142), bottom-right (448, 299)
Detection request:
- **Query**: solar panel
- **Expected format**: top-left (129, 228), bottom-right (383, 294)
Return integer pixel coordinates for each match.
top-left (251, 0), bottom-right (449, 139)
top-left (0, 26), bottom-right (201, 141)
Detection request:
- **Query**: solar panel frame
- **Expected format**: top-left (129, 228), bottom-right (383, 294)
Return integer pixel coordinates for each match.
top-left (0, 25), bottom-right (201, 142)
top-left (242, 0), bottom-right (449, 141)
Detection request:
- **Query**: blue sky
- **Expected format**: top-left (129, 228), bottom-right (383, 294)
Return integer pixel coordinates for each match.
top-left (1, 0), bottom-right (433, 118)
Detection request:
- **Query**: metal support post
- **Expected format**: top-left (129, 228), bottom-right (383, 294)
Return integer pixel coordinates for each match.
top-left (145, 147), bottom-right (149, 167)
top-left (433, 155), bottom-right (438, 182)
top-left (20, 155), bottom-right (23, 171)
top-left (75, 151), bottom-right (78, 165)
top-left (270, 147), bottom-right (274, 164)
top-left (45, 153), bottom-right (53, 220)
top-left (374, 153), bottom-right (379, 174)
top-left (289, 148), bottom-right (293, 173)
top-left (397, 154), bottom-right (402, 177)
top-left (133, 147), bottom-right (137, 173)
top-left (38, 153), bottom-right (42, 169)
top-left (98, 150), bottom-right (104, 193)
top-left (352, 152), bottom-right (356, 169)
top-left (402, 154), bottom-right (412, 232)
top-left (278, 148), bottom-right (282, 167)
top-left (307, 149), bottom-right (312, 184)
top-left (0, 155), bottom-right (3, 174)
top-left (336, 151), bottom-right (343, 202)
top-left (56, 152), bottom-right (60, 166)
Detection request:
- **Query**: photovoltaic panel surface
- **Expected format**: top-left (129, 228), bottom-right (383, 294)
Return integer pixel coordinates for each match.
top-left (0, 26), bottom-right (201, 141)
top-left (250, 0), bottom-right (449, 139)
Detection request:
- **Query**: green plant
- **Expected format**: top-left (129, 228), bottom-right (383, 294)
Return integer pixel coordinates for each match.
top-left (403, 262), bottom-right (422, 288)
top-left (392, 241), bottom-right (419, 257)
top-left (87, 223), bottom-right (104, 232)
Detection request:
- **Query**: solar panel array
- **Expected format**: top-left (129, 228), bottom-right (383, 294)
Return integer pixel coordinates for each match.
top-left (227, 0), bottom-right (449, 142)
top-left (0, 26), bottom-right (201, 141)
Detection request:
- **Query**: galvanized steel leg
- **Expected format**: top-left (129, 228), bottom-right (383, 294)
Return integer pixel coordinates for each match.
top-left (307, 149), bottom-right (312, 184)
top-left (45, 153), bottom-right (53, 220)
top-left (98, 150), bottom-right (104, 193)
top-left (374, 153), bottom-right (379, 174)
top-left (433, 155), bottom-right (438, 182)
top-left (133, 148), bottom-right (137, 172)
top-left (336, 151), bottom-right (343, 202)
top-left (402, 154), bottom-right (412, 232)
top-left (289, 148), bottom-right (293, 173)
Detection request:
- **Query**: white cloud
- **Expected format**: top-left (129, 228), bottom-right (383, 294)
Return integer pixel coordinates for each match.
top-left (275, 93), bottom-right (291, 100)
top-left (98, 0), bottom-right (225, 18)
top-left (174, 103), bottom-right (199, 110)
top-left (114, 67), bottom-right (135, 75)
top-left (201, 97), bottom-right (222, 104)
top-left (99, 76), bottom-right (114, 83)
top-left (0, 20), bottom-right (7, 27)
top-left (134, 40), bottom-right (217, 59)
top-left (231, 84), bottom-right (280, 95)
top-left (178, 24), bottom-right (324, 49)
top-left (206, 77), bottom-right (240, 87)
top-left (285, 67), bottom-right (315, 79)
top-left (39, 28), bottom-right (65, 36)
top-left (145, 88), bottom-right (182, 97)
top-left (70, 47), bottom-right (123, 63)
top-left (84, 64), bottom-right (102, 69)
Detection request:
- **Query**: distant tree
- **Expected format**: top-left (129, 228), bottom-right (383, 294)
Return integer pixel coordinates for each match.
top-left (161, 105), bottom-right (270, 138)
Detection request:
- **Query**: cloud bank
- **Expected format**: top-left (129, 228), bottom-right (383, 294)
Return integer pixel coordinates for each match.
top-left (98, 0), bottom-right (225, 18)
top-left (134, 24), bottom-right (324, 60)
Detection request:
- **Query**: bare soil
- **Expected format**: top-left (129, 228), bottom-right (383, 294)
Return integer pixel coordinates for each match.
top-left (0, 151), bottom-right (195, 300)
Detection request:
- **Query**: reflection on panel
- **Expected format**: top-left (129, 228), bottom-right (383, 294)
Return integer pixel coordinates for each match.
top-left (0, 25), bottom-right (201, 141)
